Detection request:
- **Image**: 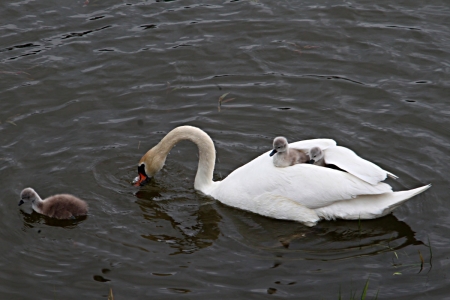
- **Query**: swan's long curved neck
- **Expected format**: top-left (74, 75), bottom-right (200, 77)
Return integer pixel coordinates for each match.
top-left (153, 126), bottom-right (216, 192)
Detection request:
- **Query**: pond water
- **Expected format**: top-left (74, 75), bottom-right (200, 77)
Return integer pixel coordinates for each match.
top-left (1, 0), bottom-right (449, 299)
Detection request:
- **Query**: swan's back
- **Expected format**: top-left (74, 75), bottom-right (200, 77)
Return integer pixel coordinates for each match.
top-left (210, 146), bottom-right (392, 211)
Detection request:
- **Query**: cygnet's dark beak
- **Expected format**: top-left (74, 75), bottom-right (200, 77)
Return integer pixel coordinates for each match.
top-left (269, 149), bottom-right (277, 157)
top-left (18, 199), bottom-right (24, 206)
top-left (307, 159), bottom-right (315, 164)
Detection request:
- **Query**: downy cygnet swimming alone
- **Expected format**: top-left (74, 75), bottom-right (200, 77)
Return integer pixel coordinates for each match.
top-left (19, 188), bottom-right (88, 219)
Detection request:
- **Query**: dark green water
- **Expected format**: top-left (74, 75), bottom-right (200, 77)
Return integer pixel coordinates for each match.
top-left (1, 1), bottom-right (449, 299)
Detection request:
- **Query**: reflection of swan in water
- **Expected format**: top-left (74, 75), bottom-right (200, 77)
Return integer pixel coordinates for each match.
top-left (135, 189), bottom-right (221, 255)
top-left (217, 204), bottom-right (423, 261)
top-left (134, 181), bottom-right (423, 261)
top-left (92, 154), bottom-right (221, 255)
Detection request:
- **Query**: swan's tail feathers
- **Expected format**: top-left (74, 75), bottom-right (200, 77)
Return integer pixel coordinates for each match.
top-left (383, 184), bottom-right (431, 212)
top-left (387, 171), bottom-right (399, 180)
top-left (315, 184), bottom-right (431, 221)
top-left (397, 184), bottom-right (431, 198)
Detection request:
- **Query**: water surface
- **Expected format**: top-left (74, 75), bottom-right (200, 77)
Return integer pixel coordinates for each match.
top-left (1, 0), bottom-right (449, 299)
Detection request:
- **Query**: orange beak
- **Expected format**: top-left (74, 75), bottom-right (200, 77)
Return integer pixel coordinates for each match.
top-left (133, 164), bottom-right (151, 186)
top-left (133, 172), bottom-right (149, 186)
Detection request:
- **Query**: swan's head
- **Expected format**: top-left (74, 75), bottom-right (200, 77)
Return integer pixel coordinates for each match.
top-left (133, 146), bottom-right (167, 186)
top-left (309, 146), bottom-right (323, 164)
top-left (270, 136), bottom-right (288, 157)
top-left (19, 187), bottom-right (38, 206)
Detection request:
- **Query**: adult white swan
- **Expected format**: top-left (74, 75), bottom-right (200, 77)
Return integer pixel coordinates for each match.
top-left (133, 126), bottom-right (431, 226)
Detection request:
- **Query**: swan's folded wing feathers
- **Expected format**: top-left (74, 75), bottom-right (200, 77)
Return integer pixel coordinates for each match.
top-left (323, 146), bottom-right (390, 185)
top-left (283, 164), bottom-right (392, 209)
top-left (213, 154), bottom-right (392, 212)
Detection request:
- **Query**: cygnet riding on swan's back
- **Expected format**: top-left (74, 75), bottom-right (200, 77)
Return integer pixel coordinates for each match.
top-left (270, 137), bottom-right (310, 167)
top-left (309, 146), bottom-right (325, 166)
top-left (19, 188), bottom-right (88, 219)
top-left (133, 126), bottom-right (431, 226)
